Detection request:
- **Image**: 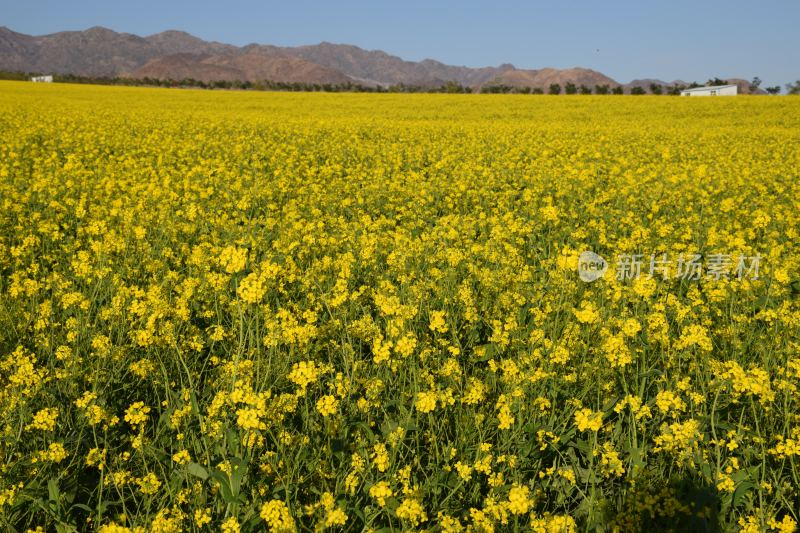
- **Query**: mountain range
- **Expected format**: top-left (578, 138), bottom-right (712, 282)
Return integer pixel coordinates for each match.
top-left (0, 26), bottom-right (760, 92)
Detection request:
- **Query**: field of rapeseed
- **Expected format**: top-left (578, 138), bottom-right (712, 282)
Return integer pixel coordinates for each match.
top-left (0, 81), bottom-right (799, 532)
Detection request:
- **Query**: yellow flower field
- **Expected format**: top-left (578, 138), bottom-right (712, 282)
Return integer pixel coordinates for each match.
top-left (0, 81), bottom-right (799, 532)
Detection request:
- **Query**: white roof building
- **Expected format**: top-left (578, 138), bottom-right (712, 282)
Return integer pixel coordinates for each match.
top-left (31, 75), bottom-right (53, 83)
top-left (680, 84), bottom-right (738, 96)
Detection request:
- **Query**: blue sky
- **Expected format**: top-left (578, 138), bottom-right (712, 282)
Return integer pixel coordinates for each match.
top-left (3, 0), bottom-right (797, 88)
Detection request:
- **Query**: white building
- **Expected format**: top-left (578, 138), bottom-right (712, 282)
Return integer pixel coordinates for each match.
top-left (31, 75), bottom-right (53, 83)
top-left (680, 84), bottom-right (738, 96)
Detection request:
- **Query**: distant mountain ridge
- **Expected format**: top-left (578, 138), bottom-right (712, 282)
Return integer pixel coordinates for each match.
top-left (0, 26), bottom-right (761, 91)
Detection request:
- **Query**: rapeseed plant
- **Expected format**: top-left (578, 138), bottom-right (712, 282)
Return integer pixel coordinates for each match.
top-left (0, 81), bottom-right (798, 531)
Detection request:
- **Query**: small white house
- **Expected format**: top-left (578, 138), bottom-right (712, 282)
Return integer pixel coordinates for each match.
top-left (31, 75), bottom-right (53, 83)
top-left (680, 84), bottom-right (738, 96)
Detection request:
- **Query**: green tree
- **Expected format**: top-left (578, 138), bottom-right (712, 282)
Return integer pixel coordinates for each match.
top-left (786, 81), bottom-right (800, 95)
top-left (565, 82), bottom-right (577, 94)
top-left (707, 77), bottom-right (728, 86)
top-left (749, 77), bottom-right (762, 92)
top-left (444, 81), bottom-right (466, 93)
top-left (631, 86), bottom-right (646, 95)
top-left (549, 83), bottom-right (561, 95)
top-left (765, 86), bottom-right (781, 95)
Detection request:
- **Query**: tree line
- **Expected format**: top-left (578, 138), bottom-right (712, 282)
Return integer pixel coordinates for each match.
top-left (3, 70), bottom-right (795, 95)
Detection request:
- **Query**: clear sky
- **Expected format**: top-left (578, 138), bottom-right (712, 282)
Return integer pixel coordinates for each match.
top-left (2, 0), bottom-right (797, 88)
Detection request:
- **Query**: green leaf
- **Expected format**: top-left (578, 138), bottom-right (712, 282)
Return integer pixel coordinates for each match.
top-left (732, 480), bottom-right (755, 508)
top-left (628, 446), bottom-right (645, 473)
top-left (69, 503), bottom-right (93, 513)
top-left (47, 478), bottom-right (60, 505)
top-left (209, 471), bottom-right (235, 503)
top-left (569, 438), bottom-right (592, 455)
top-left (186, 462), bottom-right (209, 480)
top-left (348, 421), bottom-right (376, 442)
top-left (230, 459), bottom-right (248, 495)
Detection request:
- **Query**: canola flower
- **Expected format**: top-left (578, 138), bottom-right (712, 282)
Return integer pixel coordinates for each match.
top-left (260, 500), bottom-right (295, 532)
top-left (315, 394), bottom-right (339, 417)
top-left (0, 81), bottom-right (798, 531)
top-left (575, 408), bottom-right (604, 432)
